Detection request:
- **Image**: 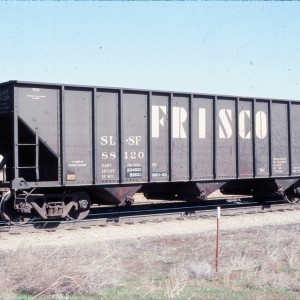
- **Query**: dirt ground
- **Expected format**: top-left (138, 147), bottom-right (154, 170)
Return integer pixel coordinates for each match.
top-left (0, 207), bottom-right (299, 252)
top-left (0, 205), bottom-right (299, 299)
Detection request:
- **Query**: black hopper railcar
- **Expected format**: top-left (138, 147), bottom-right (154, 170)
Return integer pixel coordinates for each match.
top-left (0, 80), bottom-right (299, 224)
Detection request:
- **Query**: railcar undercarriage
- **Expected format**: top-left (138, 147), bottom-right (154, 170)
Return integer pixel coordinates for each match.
top-left (0, 189), bottom-right (92, 225)
top-left (0, 178), bottom-right (299, 225)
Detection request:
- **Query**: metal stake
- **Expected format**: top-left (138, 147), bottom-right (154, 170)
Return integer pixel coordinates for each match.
top-left (216, 206), bottom-right (221, 273)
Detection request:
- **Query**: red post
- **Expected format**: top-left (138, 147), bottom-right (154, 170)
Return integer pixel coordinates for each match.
top-left (216, 206), bottom-right (221, 273)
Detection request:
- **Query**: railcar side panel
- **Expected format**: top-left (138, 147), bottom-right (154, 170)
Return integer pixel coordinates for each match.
top-left (216, 98), bottom-right (236, 178)
top-left (171, 95), bottom-right (189, 181)
top-left (271, 102), bottom-right (289, 176)
top-left (238, 99), bottom-right (253, 178)
top-left (191, 96), bottom-right (214, 179)
top-left (16, 87), bottom-right (60, 154)
top-left (150, 94), bottom-right (169, 181)
top-left (255, 101), bottom-right (269, 177)
top-left (1, 80), bottom-right (300, 195)
top-left (63, 89), bottom-right (93, 185)
top-left (290, 103), bottom-right (300, 175)
top-left (15, 86), bottom-right (60, 182)
top-left (96, 90), bottom-right (119, 183)
top-left (121, 92), bottom-right (148, 183)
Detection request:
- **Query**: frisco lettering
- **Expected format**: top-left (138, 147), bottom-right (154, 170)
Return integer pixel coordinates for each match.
top-left (152, 105), bottom-right (268, 140)
top-left (100, 105), bottom-right (269, 145)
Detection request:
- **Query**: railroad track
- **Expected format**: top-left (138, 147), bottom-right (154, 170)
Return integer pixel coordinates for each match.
top-left (0, 197), bottom-right (299, 234)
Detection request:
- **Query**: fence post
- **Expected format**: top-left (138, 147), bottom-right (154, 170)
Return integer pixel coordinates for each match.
top-left (216, 206), bottom-right (221, 273)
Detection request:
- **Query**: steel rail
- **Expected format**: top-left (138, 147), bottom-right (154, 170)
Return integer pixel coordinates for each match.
top-left (0, 198), bottom-right (299, 233)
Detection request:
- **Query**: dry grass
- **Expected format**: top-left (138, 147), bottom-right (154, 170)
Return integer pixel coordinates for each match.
top-left (0, 224), bottom-right (300, 299)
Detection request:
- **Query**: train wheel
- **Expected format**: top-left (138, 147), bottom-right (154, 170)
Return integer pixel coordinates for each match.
top-left (0, 192), bottom-right (31, 225)
top-left (285, 193), bottom-right (300, 204)
top-left (66, 191), bottom-right (91, 221)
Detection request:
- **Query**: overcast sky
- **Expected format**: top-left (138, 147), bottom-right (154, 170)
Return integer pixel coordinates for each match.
top-left (1, 2), bottom-right (300, 100)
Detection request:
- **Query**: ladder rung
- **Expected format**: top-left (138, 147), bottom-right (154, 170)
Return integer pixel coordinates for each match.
top-left (17, 166), bottom-right (38, 169)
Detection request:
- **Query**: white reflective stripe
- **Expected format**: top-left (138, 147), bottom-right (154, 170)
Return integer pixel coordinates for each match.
top-left (217, 206), bottom-right (221, 219)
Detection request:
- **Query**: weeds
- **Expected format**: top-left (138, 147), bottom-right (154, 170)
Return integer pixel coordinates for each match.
top-left (0, 224), bottom-right (299, 299)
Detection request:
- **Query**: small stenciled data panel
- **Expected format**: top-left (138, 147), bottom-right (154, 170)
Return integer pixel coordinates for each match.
top-left (95, 90), bottom-right (119, 183)
top-left (171, 95), bottom-right (189, 181)
top-left (191, 96), bottom-right (214, 180)
top-left (290, 103), bottom-right (300, 175)
top-left (0, 85), bottom-right (12, 114)
top-left (271, 101), bottom-right (289, 176)
top-left (216, 98), bottom-right (236, 178)
top-left (255, 101), bottom-right (270, 177)
top-left (64, 89), bottom-right (93, 185)
top-left (121, 92), bottom-right (148, 183)
top-left (150, 94), bottom-right (169, 181)
top-left (238, 99), bottom-right (254, 178)
top-left (0, 85), bottom-right (13, 181)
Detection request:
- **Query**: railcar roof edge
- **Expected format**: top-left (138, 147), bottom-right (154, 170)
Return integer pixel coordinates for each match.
top-left (1, 80), bottom-right (299, 102)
